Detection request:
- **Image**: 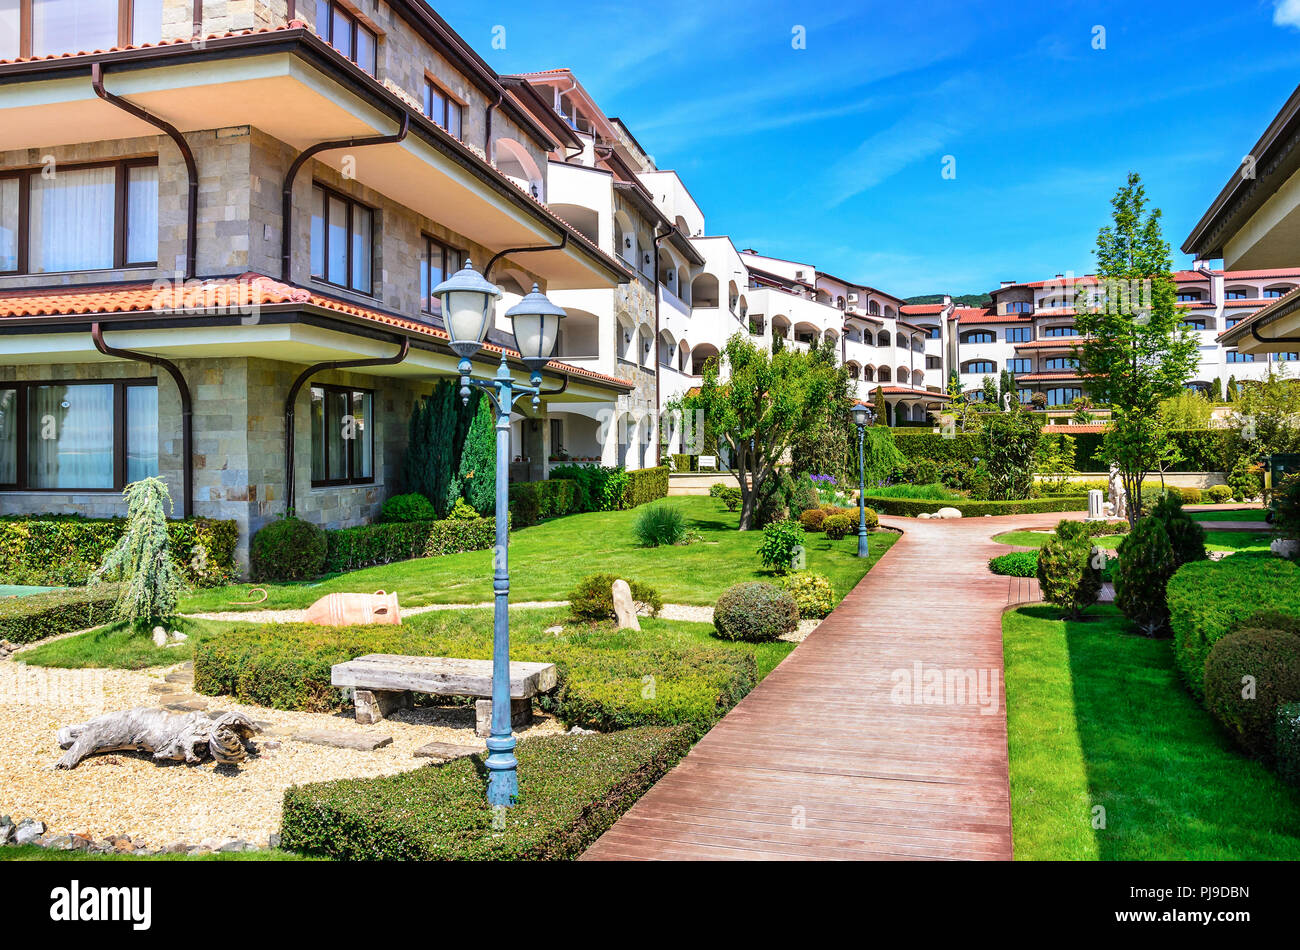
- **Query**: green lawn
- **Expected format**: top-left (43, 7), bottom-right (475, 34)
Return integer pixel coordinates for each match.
top-left (179, 496), bottom-right (896, 613)
top-left (1004, 604), bottom-right (1300, 859)
top-left (992, 529), bottom-right (1271, 554)
top-left (1189, 508), bottom-right (1270, 522)
top-left (22, 606), bottom-right (798, 679)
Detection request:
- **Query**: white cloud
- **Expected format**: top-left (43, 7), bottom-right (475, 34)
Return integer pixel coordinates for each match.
top-left (1275, 0), bottom-right (1300, 29)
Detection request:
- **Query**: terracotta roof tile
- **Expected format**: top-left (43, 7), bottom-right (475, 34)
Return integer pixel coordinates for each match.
top-left (1043, 423), bottom-right (1108, 434)
top-left (956, 307), bottom-right (1029, 324)
top-left (0, 275), bottom-right (631, 389)
top-left (0, 23), bottom-right (303, 66)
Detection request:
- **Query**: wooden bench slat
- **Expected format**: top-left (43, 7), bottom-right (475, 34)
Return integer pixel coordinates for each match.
top-left (331, 654), bottom-right (557, 699)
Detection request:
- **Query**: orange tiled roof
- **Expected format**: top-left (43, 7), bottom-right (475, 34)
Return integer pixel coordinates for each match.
top-left (899, 303), bottom-right (946, 315)
top-left (1013, 339), bottom-right (1087, 350)
top-left (1016, 371), bottom-right (1088, 383)
top-left (956, 307), bottom-right (1029, 324)
top-left (1043, 423), bottom-right (1108, 434)
top-left (0, 23), bottom-right (302, 66)
top-left (0, 275), bottom-right (632, 389)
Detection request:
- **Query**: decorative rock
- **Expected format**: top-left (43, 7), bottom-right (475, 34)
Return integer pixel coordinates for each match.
top-left (152, 626), bottom-right (168, 647)
top-left (936, 507), bottom-right (963, 520)
top-left (917, 512), bottom-right (932, 520)
top-left (162, 697), bottom-right (209, 712)
top-left (165, 842), bottom-right (190, 854)
top-left (414, 740), bottom-right (478, 761)
top-left (611, 579), bottom-right (641, 631)
top-left (163, 669), bottom-right (193, 685)
top-left (567, 725), bottom-right (597, 736)
top-left (290, 729), bottom-right (393, 751)
top-left (544, 625), bottom-right (564, 635)
top-left (14, 820), bottom-right (44, 846)
top-left (1272, 539), bottom-right (1300, 559)
top-left (218, 839), bottom-right (252, 852)
top-left (170, 630), bottom-right (188, 642)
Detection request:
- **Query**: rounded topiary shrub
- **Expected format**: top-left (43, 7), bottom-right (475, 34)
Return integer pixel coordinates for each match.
top-left (822, 514), bottom-right (854, 541)
top-left (1113, 516), bottom-right (1178, 637)
top-left (380, 492), bottom-right (437, 524)
top-left (799, 508), bottom-right (827, 532)
top-left (1149, 493), bottom-right (1207, 568)
top-left (250, 517), bottom-right (327, 581)
top-left (713, 582), bottom-right (799, 642)
top-left (1207, 484), bottom-right (1233, 504)
top-left (779, 572), bottom-right (834, 619)
top-left (1276, 702), bottom-right (1300, 787)
top-left (1204, 626), bottom-right (1300, 760)
top-left (568, 573), bottom-right (662, 623)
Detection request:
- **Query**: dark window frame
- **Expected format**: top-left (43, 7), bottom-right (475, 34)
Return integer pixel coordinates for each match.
top-left (422, 78), bottom-right (465, 139)
top-left (316, 0), bottom-right (378, 75)
top-left (963, 360), bottom-right (996, 374)
top-left (961, 330), bottom-right (995, 344)
top-left (419, 234), bottom-right (464, 316)
top-left (0, 377), bottom-right (158, 493)
top-left (8, 0), bottom-right (152, 59)
top-left (1007, 358), bottom-right (1032, 374)
top-left (1005, 327), bottom-right (1031, 342)
top-left (310, 181), bottom-right (375, 295)
top-left (1044, 357), bottom-right (1080, 371)
top-left (0, 157), bottom-right (158, 277)
top-left (309, 384), bottom-right (375, 488)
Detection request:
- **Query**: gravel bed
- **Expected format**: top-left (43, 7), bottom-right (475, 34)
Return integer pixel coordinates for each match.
top-left (0, 661), bottom-right (563, 849)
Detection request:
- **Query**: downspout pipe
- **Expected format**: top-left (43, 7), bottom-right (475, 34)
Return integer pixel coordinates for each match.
top-left (283, 336), bottom-right (410, 517)
top-left (485, 92), bottom-right (503, 165)
top-left (280, 112), bottom-right (410, 282)
top-left (652, 224), bottom-right (671, 467)
top-left (91, 322), bottom-right (195, 519)
top-left (92, 62), bottom-right (199, 281)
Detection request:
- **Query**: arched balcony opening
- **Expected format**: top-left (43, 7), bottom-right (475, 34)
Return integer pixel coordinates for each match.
top-left (691, 342), bottom-right (720, 376)
top-left (876, 330), bottom-right (890, 347)
top-left (658, 329), bottom-right (677, 368)
top-left (550, 203), bottom-right (599, 245)
top-left (863, 365), bottom-right (876, 382)
top-left (637, 324), bottom-right (654, 368)
top-left (677, 340), bottom-right (691, 373)
top-left (691, 273), bottom-right (720, 308)
top-left (616, 312), bottom-right (636, 362)
top-left (728, 280), bottom-right (740, 313)
top-left (878, 366), bottom-right (892, 382)
top-left (556, 307), bottom-right (600, 360)
top-left (493, 138), bottom-right (543, 199)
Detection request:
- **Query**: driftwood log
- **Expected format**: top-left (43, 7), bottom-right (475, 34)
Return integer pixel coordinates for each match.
top-left (55, 708), bottom-right (260, 770)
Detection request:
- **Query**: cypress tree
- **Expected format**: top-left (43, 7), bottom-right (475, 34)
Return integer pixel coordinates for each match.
top-left (460, 394), bottom-right (497, 514)
top-left (403, 382), bottom-right (479, 517)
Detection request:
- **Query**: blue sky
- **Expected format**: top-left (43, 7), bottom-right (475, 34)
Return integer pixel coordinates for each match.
top-left (432, 0), bottom-right (1300, 298)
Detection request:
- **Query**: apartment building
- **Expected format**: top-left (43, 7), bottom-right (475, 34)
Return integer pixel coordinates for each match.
top-left (0, 0), bottom-right (636, 565)
top-left (903, 268), bottom-right (1300, 412)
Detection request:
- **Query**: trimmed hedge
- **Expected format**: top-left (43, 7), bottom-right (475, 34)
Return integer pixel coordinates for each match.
top-left (1168, 554), bottom-right (1300, 697)
top-left (0, 516), bottom-right (237, 587)
top-left (509, 479), bottom-right (582, 527)
top-left (1204, 626), bottom-right (1300, 760)
top-left (280, 726), bottom-right (692, 860)
top-left (194, 621), bottom-right (756, 737)
top-left (989, 551), bottom-right (1037, 577)
top-left (862, 495), bottom-right (1088, 517)
top-left (624, 465), bottom-right (670, 508)
top-left (1277, 703), bottom-right (1300, 787)
top-left (323, 517), bottom-right (496, 574)
top-left (0, 585), bottom-right (121, 645)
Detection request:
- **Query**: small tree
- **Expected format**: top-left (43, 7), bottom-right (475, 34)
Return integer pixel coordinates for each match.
top-left (873, 385), bottom-right (888, 426)
top-left (1113, 516), bottom-right (1178, 637)
top-left (863, 426), bottom-right (907, 488)
top-left (680, 333), bottom-right (843, 530)
top-left (91, 477), bottom-right (184, 630)
top-left (1036, 534), bottom-right (1101, 619)
top-left (1074, 173), bottom-right (1200, 528)
top-left (984, 409), bottom-right (1041, 500)
top-left (459, 394), bottom-right (497, 515)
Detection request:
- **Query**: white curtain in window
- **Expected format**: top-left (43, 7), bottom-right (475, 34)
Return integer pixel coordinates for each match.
top-left (351, 205), bottom-right (371, 291)
top-left (32, 0), bottom-right (118, 57)
top-left (0, 1), bottom-right (19, 60)
top-left (126, 165), bottom-right (158, 265)
top-left (351, 391), bottom-right (372, 478)
top-left (132, 0), bottom-right (164, 45)
top-left (29, 166), bottom-right (115, 273)
top-left (0, 177), bottom-right (17, 272)
top-left (126, 385), bottom-right (158, 482)
top-left (0, 389), bottom-right (15, 485)
top-left (27, 384), bottom-right (115, 489)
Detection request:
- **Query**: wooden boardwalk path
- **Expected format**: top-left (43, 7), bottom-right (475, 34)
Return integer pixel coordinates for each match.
top-left (582, 513), bottom-right (1074, 861)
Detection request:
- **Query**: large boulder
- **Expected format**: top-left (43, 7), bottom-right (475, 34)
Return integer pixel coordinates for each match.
top-left (936, 507), bottom-right (963, 520)
top-left (611, 579), bottom-right (641, 631)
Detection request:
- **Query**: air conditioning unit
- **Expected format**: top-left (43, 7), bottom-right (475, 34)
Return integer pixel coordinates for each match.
top-left (847, 293), bottom-right (859, 304)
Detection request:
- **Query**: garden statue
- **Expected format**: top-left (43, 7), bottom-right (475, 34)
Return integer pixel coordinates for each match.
top-left (1108, 463), bottom-right (1127, 522)
top-left (55, 708), bottom-right (260, 770)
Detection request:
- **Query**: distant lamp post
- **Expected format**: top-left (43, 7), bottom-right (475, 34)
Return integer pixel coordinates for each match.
top-left (431, 263), bottom-right (566, 809)
top-left (850, 402), bottom-right (874, 558)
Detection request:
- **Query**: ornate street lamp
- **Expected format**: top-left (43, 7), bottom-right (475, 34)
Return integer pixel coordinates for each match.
top-left (851, 402), bottom-right (874, 558)
top-left (432, 262), bottom-right (566, 809)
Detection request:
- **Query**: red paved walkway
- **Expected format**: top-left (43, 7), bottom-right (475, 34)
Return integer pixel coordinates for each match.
top-left (582, 513), bottom-right (1075, 861)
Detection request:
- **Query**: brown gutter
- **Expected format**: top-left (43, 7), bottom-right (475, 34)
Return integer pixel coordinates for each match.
top-left (652, 223), bottom-right (671, 466)
top-left (283, 336), bottom-right (410, 517)
top-left (485, 91), bottom-right (503, 163)
top-left (91, 61), bottom-right (199, 280)
top-left (91, 322), bottom-right (195, 518)
top-left (280, 112), bottom-right (410, 281)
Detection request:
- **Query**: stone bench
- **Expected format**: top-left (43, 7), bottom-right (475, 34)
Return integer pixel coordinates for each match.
top-left (331, 654), bottom-right (558, 737)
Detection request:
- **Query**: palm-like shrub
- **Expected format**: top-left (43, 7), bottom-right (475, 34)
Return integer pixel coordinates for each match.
top-left (1113, 516), bottom-right (1178, 636)
top-left (1035, 535), bottom-right (1100, 619)
top-left (91, 477), bottom-right (184, 630)
top-left (1204, 626), bottom-right (1300, 760)
top-left (633, 503), bottom-right (686, 547)
top-left (713, 582), bottom-right (799, 642)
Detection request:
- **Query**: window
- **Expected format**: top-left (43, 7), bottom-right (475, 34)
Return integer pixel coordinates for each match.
top-left (310, 385), bottom-right (373, 486)
top-left (961, 330), bottom-right (994, 344)
top-left (925, 356), bottom-right (941, 369)
top-left (1265, 286), bottom-right (1295, 298)
top-left (0, 379), bottom-right (158, 491)
top-left (423, 80), bottom-right (464, 139)
top-left (925, 326), bottom-right (941, 339)
top-left (1225, 289), bottom-right (1249, 300)
top-left (1177, 291), bottom-right (1202, 302)
top-left (310, 184), bottom-right (373, 294)
top-left (418, 236), bottom-right (464, 317)
top-left (963, 360), bottom-right (996, 374)
top-left (1276, 352), bottom-right (1299, 361)
top-left (550, 418), bottom-right (564, 455)
top-left (1006, 327), bottom-right (1031, 342)
top-left (1045, 387), bottom-right (1083, 406)
top-left (1180, 319), bottom-right (1207, 330)
top-left (316, 1), bottom-right (377, 75)
top-left (1044, 357), bottom-right (1079, 371)
top-left (1042, 325), bottom-right (1077, 337)
top-left (1226, 350), bottom-right (1255, 363)
top-left (0, 159), bottom-right (158, 275)
top-left (2, 1), bottom-right (161, 59)
top-left (1005, 301), bottom-right (1032, 313)
top-left (1226, 317), bottom-right (1242, 329)
top-left (1017, 389), bottom-right (1035, 404)
top-left (1007, 358), bottom-right (1032, 374)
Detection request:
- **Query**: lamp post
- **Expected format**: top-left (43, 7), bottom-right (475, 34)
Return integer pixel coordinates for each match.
top-left (431, 261), bottom-right (566, 808)
top-left (851, 402), bottom-right (874, 558)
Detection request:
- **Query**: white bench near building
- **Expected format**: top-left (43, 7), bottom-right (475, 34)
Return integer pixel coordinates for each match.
top-left (331, 655), bottom-right (558, 737)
